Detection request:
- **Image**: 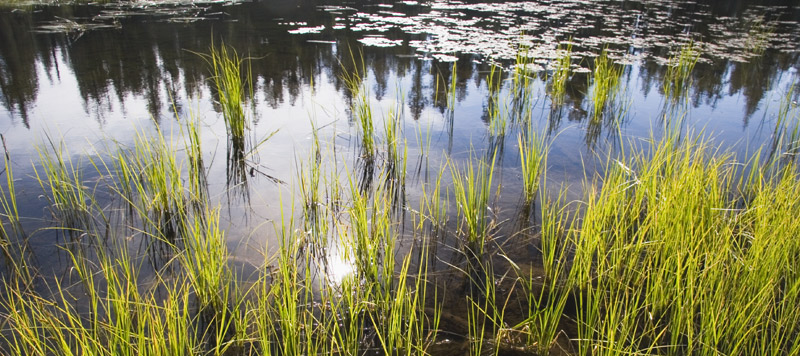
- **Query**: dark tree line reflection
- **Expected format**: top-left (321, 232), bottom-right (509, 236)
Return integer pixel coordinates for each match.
top-left (0, 0), bottom-right (798, 134)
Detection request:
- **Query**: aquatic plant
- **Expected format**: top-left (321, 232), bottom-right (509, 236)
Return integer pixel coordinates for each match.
top-left (509, 45), bottom-right (538, 123)
top-left (299, 121), bottom-right (326, 252)
top-left (663, 41), bottom-right (700, 103)
top-left (263, 204), bottom-right (315, 356)
top-left (34, 138), bottom-right (107, 238)
top-left (181, 207), bottom-right (231, 310)
top-left (589, 48), bottom-right (623, 121)
top-left (562, 130), bottom-right (800, 355)
top-left (344, 174), bottom-right (395, 290)
top-left (110, 126), bottom-right (190, 244)
top-left (486, 65), bottom-right (507, 137)
top-left (515, 186), bottom-right (573, 355)
top-left (450, 153), bottom-right (496, 256)
top-left (1, 227), bottom-right (231, 356)
top-left (517, 126), bottom-right (547, 205)
top-left (418, 162), bottom-right (449, 238)
top-left (382, 106), bottom-right (407, 205)
top-left (341, 52), bottom-right (376, 161)
top-left (549, 41), bottom-right (573, 105)
top-left (448, 61), bottom-right (458, 111)
top-left (184, 116), bottom-right (208, 209)
top-left (207, 41), bottom-right (251, 141)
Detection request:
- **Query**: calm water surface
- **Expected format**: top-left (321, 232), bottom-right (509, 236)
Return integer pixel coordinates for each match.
top-left (0, 0), bottom-right (799, 283)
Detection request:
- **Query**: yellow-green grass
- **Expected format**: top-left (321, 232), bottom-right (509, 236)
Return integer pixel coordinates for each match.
top-left (589, 49), bottom-right (623, 122)
top-left (2, 60), bottom-right (800, 356)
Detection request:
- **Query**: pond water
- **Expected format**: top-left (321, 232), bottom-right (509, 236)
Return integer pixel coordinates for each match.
top-left (0, 0), bottom-right (799, 340)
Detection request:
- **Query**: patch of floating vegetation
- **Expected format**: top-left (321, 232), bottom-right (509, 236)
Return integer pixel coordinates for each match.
top-left (356, 36), bottom-right (403, 47)
top-left (317, 5), bottom-right (357, 12)
top-left (430, 53), bottom-right (458, 62)
top-left (289, 0), bottom-right (800, 71)
top-left (33, 16), bottom-right (119, 33)
top-left (32, 0), bottom-right (240, 32)
top-left (287, 25), bottom-right (325, 35)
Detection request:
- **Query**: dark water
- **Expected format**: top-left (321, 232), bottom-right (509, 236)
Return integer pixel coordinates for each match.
top-left (0, 0), bottom-right (799, 283)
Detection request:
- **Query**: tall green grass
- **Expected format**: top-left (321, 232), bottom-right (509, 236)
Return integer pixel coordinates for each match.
top-left (549, 40), bottom-right (573, 105)
top-left (4, 49), bottom-right (800, 356)
top-left (663, 41), bottom-right (700, 103)
top-left (206, 41), bottom-right (251, 141)
top-left (199, 41), bottom-right (277, 195)
top-left (341, 52), bottom-right (376, 161)
top-left (0, 206), bottom-right (237, 356)
top-left (34, 138), bottom-right (108, 239)
top-left (107, 126), bottom-right (190, 248)
top-left (510, 46), bottom-right (537, 122)
top-left (4, 126), bottom-right (800, 356)
top-left (486, 65), bottom-right (508, 138)
top-left (383, 106), bottom-right (407, 205)
top-left (451, 153), bottom-right (496, 256)
top-left (518, 125), bottom-right (547, 206)
top-left (448, 61), bottom-right (458, 110)
top-left (515, 186), bottom-right (573, 355)
top-left (418, 162), bottom-right (449, 239)
top-left (589, 49), bottom-right (623, 121)
top-left (557, 130), bottom-right (800, 355)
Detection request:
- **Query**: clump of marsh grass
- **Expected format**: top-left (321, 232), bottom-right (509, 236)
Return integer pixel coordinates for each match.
top-left (34, 137), bottom-right (107, 239)
top-left (447, 60), bottom-right (458, 111)
top-left (517, 125), bottom-right (547, 206)
top-left (513, 186), bottom-right (573, 355)
top-left (418, 162), bottom-right (449, 239)
top-left (509, 45), bottom-right (539, 123)
top-left (589, 48), bottom-right (623, 121)
top-left (341, 52), bottom-right (376, 162)
top-left (298, 121), bottom-right (328, 257)
top-left (257, 201), bottom-right (324, 356)
top-left (549, 40), bottom-right (573, 105)
top-left (343, 174), bottom-right (395, 291)
top-left (557, 129), bottom-right (800, 355)
top-left (184, 116), bottom-right (208, 208)
top-left (180, 207), bottom-right (234, 316)
top-left (662, 41), bottom-right (700, 103)
top-left (382, 106), bottom-right (408, 207)
top-left (252, 173), bottom-right (439, 356)
top-left (485, 65), bottom-right (508, 138)
top-left (205, 41), bottom-right (251, 142)
top-left (0, 217), bottom-right (239, 356)
top-left (2, 121), bottom-right (239, 356)
top-left (109, 126), bottom-right (190, 246)
top-left (450, 153), bottom-right (496, 256)
top-left (198, 41), bottom-right (277, 196)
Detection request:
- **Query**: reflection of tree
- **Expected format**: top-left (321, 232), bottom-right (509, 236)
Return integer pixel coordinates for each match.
top-left (1, 0), bottom-right (798, 138)
top-left (407, 60), bottom-right (425, 120)
top-left (565, 73), bottom-right (589, 123)
top-left (430, 60), bottom-right (454, 114)
top-left (0, 11), bottom-right (39, 128)
top-left (691, 61), bottom-right (726, 109)
top-left (367, 50), bottom-right (389, 100)
top-left (728, 55), bottom-right (796, 125)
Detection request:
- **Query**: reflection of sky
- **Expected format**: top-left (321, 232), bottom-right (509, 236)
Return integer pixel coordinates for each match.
top-left (0, 0), bottom-right (799, 278)
top-left (2, 37), bottom-right (796, 207)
